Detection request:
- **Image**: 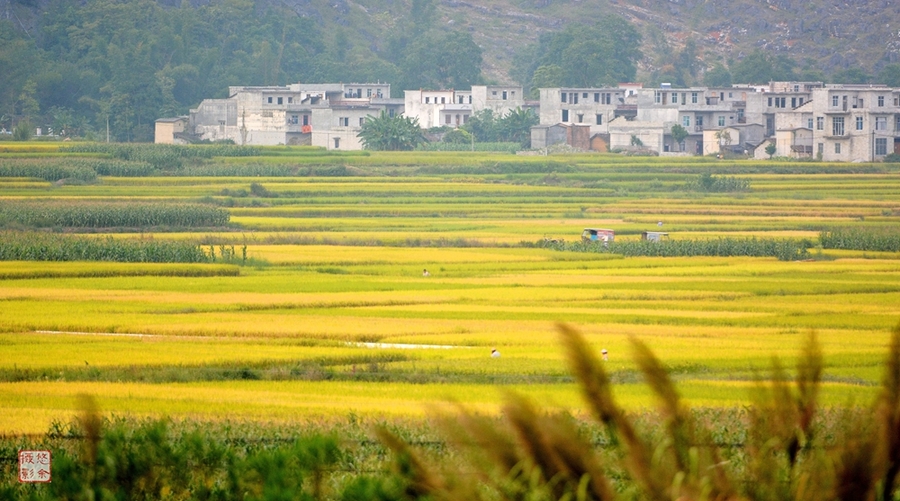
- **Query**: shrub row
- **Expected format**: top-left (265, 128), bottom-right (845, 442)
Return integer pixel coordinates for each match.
top-left (0, 159), bottom-right (98, 182)
top-left (60, 143), bottom-right (261, 169)
top-left (820, 227), bottom-right (900, 252)
top-left (0, 232), bottom-right (213, 262)
top-left (0, 202), bottom-right (229, 228)
top-left (540, 237), bottom-right (810, 261)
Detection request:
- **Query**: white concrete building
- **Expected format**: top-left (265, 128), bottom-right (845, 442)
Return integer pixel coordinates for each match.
top-left (175, 83), bottom-right (403, 150)
top-left (403, 85), bottom-right (528, 129)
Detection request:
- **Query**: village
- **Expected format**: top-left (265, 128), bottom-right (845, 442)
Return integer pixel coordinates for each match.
top-left (155, 81), bottom-right (900, 163)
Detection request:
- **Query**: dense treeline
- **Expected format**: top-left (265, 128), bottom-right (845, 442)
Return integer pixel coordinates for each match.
top-left (0, 0), bottom-right (484, 142)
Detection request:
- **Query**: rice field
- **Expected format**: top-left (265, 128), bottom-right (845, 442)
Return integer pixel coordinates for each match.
top-left (0, 145), bottom-right (899, 435)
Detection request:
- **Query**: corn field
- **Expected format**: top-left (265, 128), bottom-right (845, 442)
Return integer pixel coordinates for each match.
top-left (540, 237), bottom-right (810, 261)
top-left (0, 232), bottom-right (213, 262)
top-left (60, 143), bottom-right (262, 169)
top-left (819, 227), bottom-right (900, 252)
top-left (0, 202), bottom-right (230, 228)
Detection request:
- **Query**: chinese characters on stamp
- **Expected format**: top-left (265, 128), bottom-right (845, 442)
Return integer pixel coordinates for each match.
top-left (19, 450), bottom-right (52, 483)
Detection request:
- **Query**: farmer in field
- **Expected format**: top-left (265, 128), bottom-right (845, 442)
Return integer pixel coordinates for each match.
top-left (491, 348), bottom-right (500, 358)
top-left (423, 269), bottom-right (430, 277)
top-left (601, 349), bottom-right (608, 361)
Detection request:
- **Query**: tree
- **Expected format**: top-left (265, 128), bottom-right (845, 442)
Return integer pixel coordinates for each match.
top-left (765, 142), bottom-right (777, 159)
top-left (704, 63), bottom-right (733, 87)
top-left (670, 124), bottom-right (688, 152)
top-left (497, 108), bottom-right (539, 147)
top-left (519, 17), bottom-right (641, 89)
top-left (462, 109), bottom-right (500, 143)
top-left (731, 50), bottom-right (796, 84)
top-left (357, 111), bottom-right (426, 151)
top-left (715, 129), bottom-right (732, 155)
top-left (877, 64), bottom-right (900, 87)
top-left (832, 67), bottom-right (871, 84)
top-left (400, 30), bottom-right (483, 90)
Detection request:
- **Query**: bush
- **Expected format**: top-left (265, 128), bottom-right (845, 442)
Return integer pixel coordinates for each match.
top-left (13, 121), bottom-right (32, 141)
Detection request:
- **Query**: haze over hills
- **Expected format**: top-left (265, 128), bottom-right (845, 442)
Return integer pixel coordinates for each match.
top-left (253, 0), bottom-right (900, 84)
top-left (2, 0), bottom-right (899, 142)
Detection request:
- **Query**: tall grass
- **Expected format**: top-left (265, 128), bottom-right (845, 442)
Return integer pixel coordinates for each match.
top-left (0, 232), bottom-right (214, 263)
top-left (539, 237), bottom-right (811, 261)
top-left (820, 227), bottom-right (900, 252)
top-left (60, 143), bottom-right (262, 169)
top-left (0, 201), bottom-right (229, 229)
top-left (378, 322), bottom-right (900, 501)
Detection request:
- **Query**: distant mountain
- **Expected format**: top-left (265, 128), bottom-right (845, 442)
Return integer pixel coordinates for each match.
top-left (255, 0), bottom-right (900, 84)
top-left (5, 0), bottom-right (898, 85)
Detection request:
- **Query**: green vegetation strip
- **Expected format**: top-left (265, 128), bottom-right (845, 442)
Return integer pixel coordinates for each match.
top-left (0, 201), bottom-right (229, 228)
top-left (539, 237), bottom-right (811, 261)
top-left (0, 232), bottom-right (214, 263)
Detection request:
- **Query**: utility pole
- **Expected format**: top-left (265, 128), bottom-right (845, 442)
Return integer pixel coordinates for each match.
top-left (106, 116), bottom-right (110, 143)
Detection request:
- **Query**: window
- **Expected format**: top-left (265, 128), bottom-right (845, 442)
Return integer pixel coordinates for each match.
top-left (791, 97), bottom-right (796, 108)
top-left (798, 98), bottom-right (804, 105)
top-left (832, 116), bottom-right (844, 136)
top-left (832, 95), bottom-right (839, 107)
top-left (856, 116), bottom-right (864, 130)
top-left (267, 97), bottom-right (273, 104)
top-left (876, 117), bottom-right (887, 131)
top-left (290, 115), bottom-right (298, 125)
top-left (359, 117), bottom-right (365, 126)
top-left (682, 116), bottom-right (691, 127)
top-left (288, 97), bottom-right (293, 103)
top-left (573, 93), bottom-right (578, 104)
top-left (768, 97), bottom-right (773, 107)
top-left (596, 114), bottom-right (603, 125)
top-left (388, 109), bottom-right (395, 118)
top-left (582, 92), bottom-right (588, 99)
top-left (333, 137), bottom-right (340, 149)
top-left (655, 91), bottom-right (662, 104)
top-left (835, 142), bottom-right (841, 154)
top-left (425, 97), bottom-right (430, 104)
top-left (696, 116), bottom-right (703, 128)
top-left (594, 93), bottom-right (600, 103)
top-left (818, 143), bottom-right (824, 155)
top-left (807, 118), bottom-right (814, 129)
top-left (367, 89), bottom-right (372, 97)
top-left (302, 115), bottom-right (309, 126)
top-left (896, 115), bottom-right (900, 132)
top-left (445, 114), bottom-right (451, 124)
top-left (441, 97), bottom-right (445, 104)
top-left (878, 96), bottom-right (885, 107)
top-left (468, 96), bottom-right (472, 104)
top-left (561, 92), bottom-right (567, 103)
top-left (339, 117), bottom-right (349, 127)
top-left (562, 109), bottom-right (569, 122)
top-left (691, 92), bottom-right (698, 104)
top-left (672, 93), bottom-right (678, 104)
top-left (718, 116), bottom-right (725, 127)
top-left (277, 97), bottom-right (283, 105)
top-left (876, 138), bottom-right (888, 155)
top-left (816, 117), bottom-right (824, 130)
top-left (576, 114), bottom-right (583, 123)
top-left (502, 91), bottom-right (508, 100)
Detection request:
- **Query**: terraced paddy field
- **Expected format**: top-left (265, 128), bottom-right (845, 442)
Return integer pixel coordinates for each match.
top-left (0, 144), bottom-right (899, 435)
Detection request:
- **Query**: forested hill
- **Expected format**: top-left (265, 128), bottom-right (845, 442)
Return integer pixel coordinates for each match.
top-left (2, 0), bottom-right (899, 143)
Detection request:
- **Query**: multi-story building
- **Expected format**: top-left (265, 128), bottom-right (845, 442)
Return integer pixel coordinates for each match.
top-left (403, 85), bottom-right (528, 129)
top-left (803, 85), bottom-right (900, 162)
top-left (163, 82), bottom-right (403, 150)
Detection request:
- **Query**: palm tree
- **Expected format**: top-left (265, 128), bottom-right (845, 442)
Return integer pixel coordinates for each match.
top-left (357, 111), bottom-right (426, 151)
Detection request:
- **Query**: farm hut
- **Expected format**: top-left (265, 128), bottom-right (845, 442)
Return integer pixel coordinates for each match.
top-left (641, 231), bottom-right (669, 242)
top-left (582, 228), bottom-right (615, 244)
